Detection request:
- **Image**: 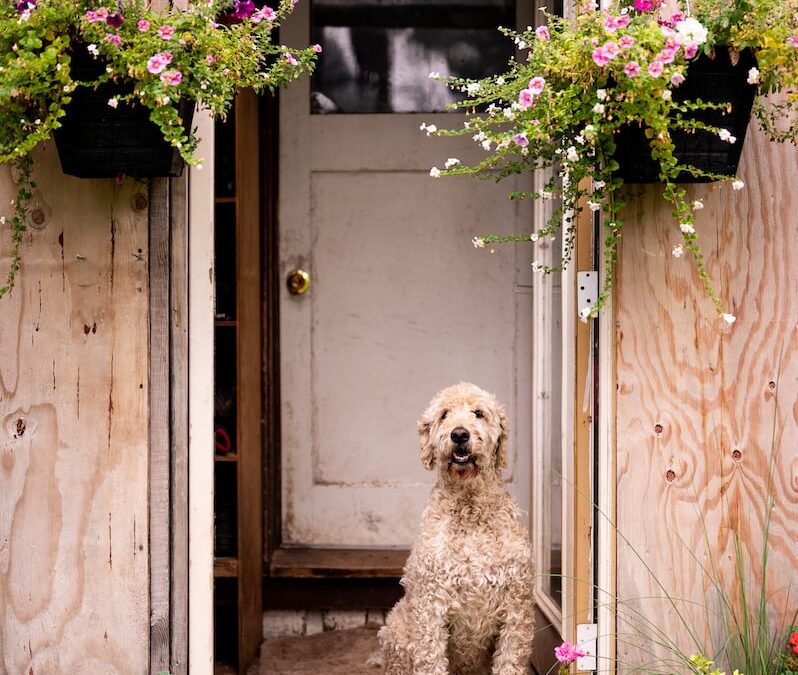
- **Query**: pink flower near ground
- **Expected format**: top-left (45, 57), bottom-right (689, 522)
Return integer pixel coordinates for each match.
top-left (604, 14), bottom-right (620, 31)
top-left (106, 33), bottom-right (120, 47)
top-left (648, 60), bottom-right (664, 77)
top-left (137, 19), bottom-right (150, 31)
top-left (535, 25), bottom-right (550, 40)
top-left (555, 642), bottom-right (587, 665)
top-left (624, 61), bottom-right (641, 77)
top-left (616, 15), bottom-right (630, 28)
top-left (158, 24), bottom-right (175, 39)
top-left (603, 41), bottom-right (620, 58)
top-left (788, 35), bottom-right (798, 48)
top-left (619, 35), bottom-right (635, 49)
top-left (160, 69), bottom-right (182, 86)
top-left (205, 54), bottom-right (215, 63)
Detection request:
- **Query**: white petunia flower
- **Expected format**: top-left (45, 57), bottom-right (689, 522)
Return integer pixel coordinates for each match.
top-left (721, 313), bottom-right (736, 325)
top-left (429, 167), bottom-right (441, 178)
top-left (444, 158), bottom-right (461, 168)
top-left (579, 307), bottom-right (592, 322)
top-left (692, 200), bottom-right (704, 210)
top-left (566, 146), bottom-right (579, 162)
top-left (718, 128), bottom-right (732, 142)
top-left (672, 244), bottom-right (684, 257)
top-left (596, 89), bottom-right (607, 100)
top-left (680, 222), bottom-right (695, 234)
top-left (593, 103), bottom-right (605, 114)
top-left (587, 200), bottom-right (601, 211)
top-left (107, 97), bottom-right (119, 109)
top-left (747, 67), bottom-right (760, 84)
top-left (466, 82), bottom-right (480, 95)
top-left (732, 179), bottom-right (745, 190)
top-left (593, 179), bottom-right (605, 189)
top-left (472, 236), bottom-right (486, 248)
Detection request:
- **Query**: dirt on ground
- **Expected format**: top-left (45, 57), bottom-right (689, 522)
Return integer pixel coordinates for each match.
top-left (256, 626), bottom-right (382, 674)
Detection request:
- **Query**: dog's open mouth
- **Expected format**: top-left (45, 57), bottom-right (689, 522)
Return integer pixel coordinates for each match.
top-left (448, 445), bottom-right (477, 477)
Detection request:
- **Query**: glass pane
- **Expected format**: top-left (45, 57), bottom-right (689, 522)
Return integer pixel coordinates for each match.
top-left (546, 229), bottom-right (563, 608)
top-left (311, 0), bottom-right (515, 114)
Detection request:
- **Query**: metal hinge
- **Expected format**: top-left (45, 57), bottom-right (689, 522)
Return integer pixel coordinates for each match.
top-left (576, 622), bottom-right (598, 672)
top-left (577, 271), bottom-right (598, 319)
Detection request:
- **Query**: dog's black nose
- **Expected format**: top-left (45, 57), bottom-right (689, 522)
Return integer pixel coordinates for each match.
top-left (451, 427), bottom-right (470, 445)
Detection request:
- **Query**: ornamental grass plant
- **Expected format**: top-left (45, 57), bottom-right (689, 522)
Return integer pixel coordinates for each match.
top-left (0, 0), bottom-right (318, 297)
top-left (429, 0), bottom-right (798, 321)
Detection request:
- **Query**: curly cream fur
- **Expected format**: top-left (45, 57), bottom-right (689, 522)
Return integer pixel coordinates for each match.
top-left (378, 383), bottom-right (535, 675)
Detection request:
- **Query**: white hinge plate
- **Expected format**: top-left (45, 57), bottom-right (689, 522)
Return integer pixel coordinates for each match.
top-left (576, 622), bottom-right (598, 672)
top-left (577, 271), bottom-right (598, 319)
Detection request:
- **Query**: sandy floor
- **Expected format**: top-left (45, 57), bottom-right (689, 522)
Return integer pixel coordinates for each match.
top-left (256, 627), bottom-right (381, 674)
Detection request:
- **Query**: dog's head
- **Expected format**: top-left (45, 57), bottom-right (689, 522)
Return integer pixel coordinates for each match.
top-left (417, 382), bottom-right (508, 483)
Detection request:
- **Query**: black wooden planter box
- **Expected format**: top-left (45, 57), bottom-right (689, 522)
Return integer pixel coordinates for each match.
top-left (615, 47), bottom-right (757, 183)
top-left (54, 50), bottom-right (193, 178)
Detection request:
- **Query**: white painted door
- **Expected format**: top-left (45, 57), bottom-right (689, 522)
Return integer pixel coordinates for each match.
top-left (279, 0), bottom-right (534, 548)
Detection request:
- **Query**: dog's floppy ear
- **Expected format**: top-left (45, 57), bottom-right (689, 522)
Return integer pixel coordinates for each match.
top-left (418, 411), bottom-right (435, 470)
top-left (495, 404), bottom-right (509, 470)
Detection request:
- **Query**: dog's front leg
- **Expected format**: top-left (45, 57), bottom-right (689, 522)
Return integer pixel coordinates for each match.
top-left (408, 601), bottom-right (450, 675)
top-left (491, 591), bottom-right (535, 675)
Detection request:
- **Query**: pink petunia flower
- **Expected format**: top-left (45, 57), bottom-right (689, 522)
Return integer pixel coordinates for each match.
top-left (158, 24), bottom-right (175, 39)
top-left (616, 14), bottom-right (630, 28)
top-left (619, 35), bottom-right (635, 49)
top-left (670, 71), bottom-right (685, 86)
top-left (205, 54), bottom-right (216, 63)
top-left (160, 69), bottom-right (182, 86)
top-left (624, 61), bottom-right (641, 77)
top-left (658, 46), bottom-right (678, 63)
top-left (535, 25), bottom-right (550, 40)
top-left (528, 76), bottom-right (546, 95)
top-left (592, 47), bottom-right (610, 66)
top-left (250, 6), bottom-right (276, 23)
top-left (137, 19), bottom-right (150, 31)
top-left (648, 60), bottom-right (664, 77)
top-left (147, 52), bottom-right (173, 74)
top-left (284, 53), bottom-right (298, 66)
top-left (787, 35), bottom-right (798, 48)
top-left (518, 88), bottom-right (535, 107)
top-left (106, 33), bottom-right (121, 47)
top-left (313, 43), bottom-right (323, 53)
top-left (603, 41), bottom-right (620, 58)
top-left (512, 132), bottom-right (529, 147)
top-left (604, 14), bottom-right (620, 31)
top-left (684, 43), bottom-right (699, 59)
top-left (633, 0), bottom-right (662, 11)
top-left (84, 9), bottom-right (101, 22)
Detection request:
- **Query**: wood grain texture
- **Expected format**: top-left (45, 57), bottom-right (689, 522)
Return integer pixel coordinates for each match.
top-left (149, 177), bottom-right (171, 675)
top-left (0, 144), bottom-right (149, 673)
top-left (615, 122), bottom-right (798, 670)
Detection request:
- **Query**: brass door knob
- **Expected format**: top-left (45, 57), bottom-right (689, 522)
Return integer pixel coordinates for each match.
top-left (286, 268), bottom-right (311, 295)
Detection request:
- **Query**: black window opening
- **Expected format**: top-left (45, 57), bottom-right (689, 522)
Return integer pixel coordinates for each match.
top-left (311, 0), bottom-right (517, 114)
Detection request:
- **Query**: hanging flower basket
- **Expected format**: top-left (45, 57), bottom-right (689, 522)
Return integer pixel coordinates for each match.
top-left (53, 49), bottom-right (194, 178)
top-left (615, 47), bottom-right (757, 183)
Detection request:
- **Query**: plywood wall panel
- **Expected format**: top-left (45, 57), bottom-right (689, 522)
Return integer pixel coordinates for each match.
top-left (0, 144), bottom-right (149, 674)
top-left (615, 122), bottom-right (798, 671)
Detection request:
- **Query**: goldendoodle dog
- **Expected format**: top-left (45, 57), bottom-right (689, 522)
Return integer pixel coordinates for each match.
top-left (377, 382), bottom-right (534, 675)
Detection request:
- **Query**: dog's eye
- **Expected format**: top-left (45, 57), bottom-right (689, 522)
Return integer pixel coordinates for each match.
top-left (473, 409), bottom-right (484, 419)
top-left (440, 410), bottom-right (448, 421)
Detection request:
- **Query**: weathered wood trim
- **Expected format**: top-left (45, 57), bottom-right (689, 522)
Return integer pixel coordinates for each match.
top-left (236, 88), bottom-right (264, 671)
top-left (270, 548), bottom-right (408, 578)
top-left (149, 177), bottom-right (172, 673)
top-left (188, 108), bottom-right (216, 675)
top-left (170, 171), bottom-right (189, 675)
